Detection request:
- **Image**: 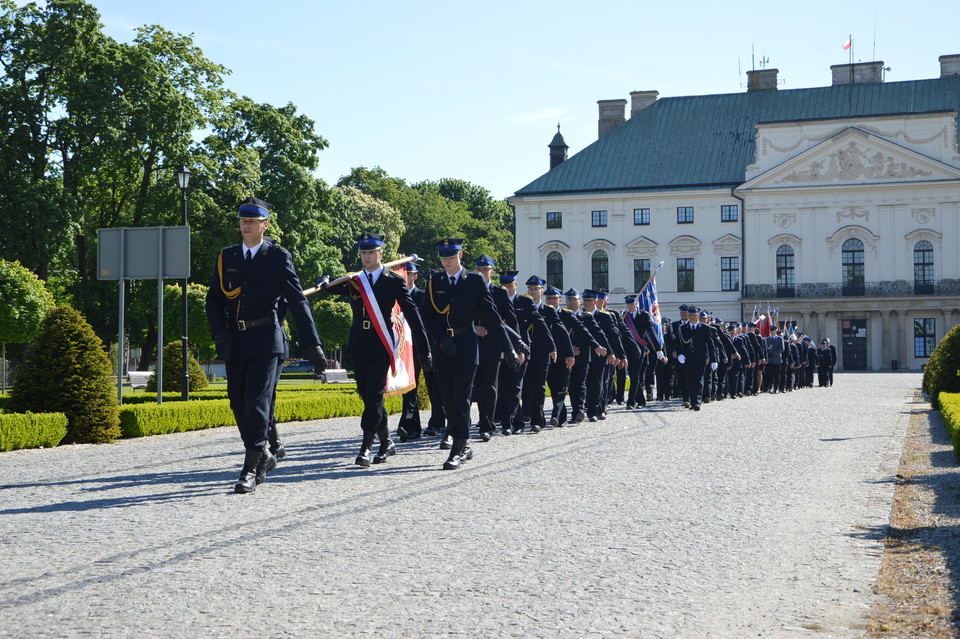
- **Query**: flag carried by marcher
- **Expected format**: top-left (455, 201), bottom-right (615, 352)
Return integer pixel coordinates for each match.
top-left (639, 263), bottom-right (664, 346)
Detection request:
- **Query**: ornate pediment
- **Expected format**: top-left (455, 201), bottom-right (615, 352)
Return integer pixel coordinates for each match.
top-left (740, 127), bottom-right (960, 191)
top-left (905, 228), bottom-right (943, 250)
top-left (625, 235), bottom-right (658, 257)
top-left (826, 224), bottom-right (880, 255)
top-left (712, 233), bottom-right (741, 256)
top-left (538, 240), bottom-right (571, 254)
top-left (669, 235), bottom-right (702, 257)
top-left (767, 233), bottom-right (802, 249)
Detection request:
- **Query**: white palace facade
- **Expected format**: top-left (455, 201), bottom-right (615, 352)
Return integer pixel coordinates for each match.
top-left (509, 55), bottom-right (960, 372)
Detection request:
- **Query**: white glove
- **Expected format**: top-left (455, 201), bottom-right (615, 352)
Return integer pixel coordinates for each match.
top-left (710, 362), bottom-right (718, 371)
top-left (657, 351), bottom-right (667, 362)
top-left (678, 354), bottom-right (686, 364)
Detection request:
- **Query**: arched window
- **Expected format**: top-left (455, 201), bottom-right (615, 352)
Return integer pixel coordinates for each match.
top-left (841, 238), bottom-right (864, 295)
top-left (914, 240), bottom-right (934, 294)
top-left (546, 251), bottom-right (563, 290)
top-left (591, 250), bottom-right (608, 291)
top-left (776, 245), bottom-right (795, 296)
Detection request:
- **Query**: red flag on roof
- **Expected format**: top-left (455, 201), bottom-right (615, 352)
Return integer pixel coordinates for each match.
top-left (842, 38), bottom-right (852, 51)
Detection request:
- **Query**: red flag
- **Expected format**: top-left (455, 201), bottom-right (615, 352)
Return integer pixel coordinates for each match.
top-left (842, 38), bottom-right (852, 51)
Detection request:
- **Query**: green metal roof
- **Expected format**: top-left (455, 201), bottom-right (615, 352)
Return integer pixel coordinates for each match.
top-left (515, 77), bottom-right (960, 196)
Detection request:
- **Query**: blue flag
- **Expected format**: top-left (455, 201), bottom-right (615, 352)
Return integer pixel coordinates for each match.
top-left (639, 277), bottom-right (663, 347)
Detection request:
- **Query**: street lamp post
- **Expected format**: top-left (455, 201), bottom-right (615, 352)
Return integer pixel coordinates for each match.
top-left (176, 164), bottom-right (191, 401)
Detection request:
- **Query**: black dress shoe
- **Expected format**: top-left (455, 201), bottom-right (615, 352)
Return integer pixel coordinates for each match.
top-left (500, 427), bottom-right (511, 436)
top-left (407, 430), bottom-right (422, 440)
top-left (255, 447), bottom-right (276, 485)
top-left (511, 424), bottom-right (524, 435)
top-left (478, 430), bottom-right (493, 442)
top-left (588, 416), bottom-right (598, 422)
top-left (530, 424), bottom-right (542, 433)
top-left (549, 417), bottom-right (559, 427)
top-left (598, 413), bottom-right (606, 420)
top-left (574, 412), bottom-right (586, 423)
top-left (682, 401), bottom-right (690, 408)
top-left (234, 447), bottom-right (262, 494)
top-left (439, 436), bottom-right (453, 450)
top-left (269, 441), bottom-right (286, 459)
top-left (693, 404), bottom-right (701, 411)
top-left (373, 441), bottom-right (396, 464)
top-left (355, 447), bottom-right (372, 467)
top-left (397, 426), bottom-right (408, 443)
top-left (625, 403), bottom-right (635, 410)
top-left (422, 428), bottom-right (439, 437)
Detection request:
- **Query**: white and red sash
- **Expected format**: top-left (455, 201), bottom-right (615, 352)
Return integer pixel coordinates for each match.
top-left (354, 271), bottom-right (416, 397)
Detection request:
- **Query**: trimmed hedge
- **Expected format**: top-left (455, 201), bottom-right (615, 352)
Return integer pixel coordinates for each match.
top-left (0, 412), bottom-right (68, 451)
top-left (923, 323), bottom-right (960, 408)
top-left (939, 392), bottom-right (960, 460)
top-left (119, 389), bottom-right (403, 438)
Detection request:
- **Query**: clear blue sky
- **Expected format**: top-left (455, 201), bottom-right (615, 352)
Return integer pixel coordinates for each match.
top-left (19, 0), bottom-right (960, 200)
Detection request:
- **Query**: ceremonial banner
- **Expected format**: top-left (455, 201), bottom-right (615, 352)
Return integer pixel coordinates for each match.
top-left (384, 302), bottom-right (415, 397)
top-left (639, 276), bottom-right (664, 347)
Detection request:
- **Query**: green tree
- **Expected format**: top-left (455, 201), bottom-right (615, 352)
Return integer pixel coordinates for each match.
top-left (145, 340), bottom-right (209, 393)
top-left (10, 306), bottom-right (120, 443)
top-left (321, 186), bottom-right (405, 271)
top-left (161, 282), bottom-right (214, 363)
top-left (0, 260), bottom-right (56, 389)
top-left (311, 298), bottom-right (352, 351)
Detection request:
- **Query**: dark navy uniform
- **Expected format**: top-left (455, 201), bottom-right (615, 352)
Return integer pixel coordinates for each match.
top-left (540, 290), bottom-right (574, 426)
top-left (205, 197), bottom-right (324, 493)
top-left (473, 256), bottom-right (522, 440)
top-left (421, 239), bottom-right (519, 470)
top-left (560, 289), bottom-right (600, 423)
top-left (320, 233), bottom-right (431, 466)
top-left (521, 276), bottom-right (557, 430)
top-left (676, 307), bottom-right (716, 410)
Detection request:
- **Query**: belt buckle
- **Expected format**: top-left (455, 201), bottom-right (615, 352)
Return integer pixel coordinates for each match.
top-left (237, 319), bottom-right (247, 332)
top-left (446, 328), bottom-right (455, 337)
top-left (362, 320), bottom-right (371, 330)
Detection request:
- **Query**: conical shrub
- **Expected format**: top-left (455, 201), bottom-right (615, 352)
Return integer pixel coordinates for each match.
top-left (923, 323), bottom-right (960, 408)
top-left (10, 306), bottom-right (120, 443)
top-left (145, 341), bottom-right (209, 393)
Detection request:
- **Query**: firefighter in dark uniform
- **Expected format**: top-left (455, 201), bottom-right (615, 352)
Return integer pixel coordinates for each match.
top-left (540, 288), bottom-right (575, 426)
top-left (206, 197), bottom-right (327, 494)
top-left (581, 290), bottom-right (619, 421)
top-left (496, 272), bottom-right (548, 434)
top-left (421, 239), bottom-right (521, 470)
top-left (316, 233), bottom-right (432, 467)
top-left (556, 289), bottom-right (602, 425)
top-left (472, 255), bottom-right (525, 442)
top-left (675, 306), bottom-right (716, 411)
top-left (521, 275), bottom-right (557, 432)
top-left (396, 262), bottom-right (424, 442)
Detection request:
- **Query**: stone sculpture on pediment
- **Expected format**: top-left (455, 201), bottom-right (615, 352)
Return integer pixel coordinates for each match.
top-left (837, 206), bottom-right (869, 224)
top-left (911, 208), bottom-right (936, 224)
top-left (776, 141), bottom-right (933, 184)
top-left (773, 212), bottom-right (796, 229)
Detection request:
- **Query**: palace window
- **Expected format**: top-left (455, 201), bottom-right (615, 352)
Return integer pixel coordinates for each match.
top-left (633, 208), bottom-right (650, 225)
top-left (591, 210), bottom-right (608, 227)
top-left (721, 205), bottom-right (738, 222)
top-left (591, 250), bottom-right (609, 290)
top-left (841, 238), bottom-right (864, 295)
top-left (677, 207), bottom-right (694, 224)
top-left (915, 318), bottom-right (936, 358)
top-left (677, 258), bottom-right (694, 292)
top-left (546, 211), bottom-right (562, 229)
top-left (914, 240), bottom-right (934, 294)
top-left (721, 256), bottom-right (739, 291)
top-left (633, 259), bottom-right (650, 292)
top-left (546, 251), bottom-right (563, 290)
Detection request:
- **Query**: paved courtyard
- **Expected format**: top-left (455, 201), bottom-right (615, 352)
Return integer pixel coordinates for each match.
top-left (0, 372), bottom-right (922, 637)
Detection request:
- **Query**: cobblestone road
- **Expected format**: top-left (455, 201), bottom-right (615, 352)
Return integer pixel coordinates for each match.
top-left (0, 372), bottom-right (920, 638)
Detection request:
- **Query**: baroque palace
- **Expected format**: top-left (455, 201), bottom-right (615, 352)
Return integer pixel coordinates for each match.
top-left (509, 55), bottom-right (960, 372)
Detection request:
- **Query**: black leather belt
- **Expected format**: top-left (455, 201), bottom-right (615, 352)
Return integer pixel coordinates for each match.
top-left (446, 326), bottom-right (473, 337)
top-left (232, 316), bottom-right (275, 331)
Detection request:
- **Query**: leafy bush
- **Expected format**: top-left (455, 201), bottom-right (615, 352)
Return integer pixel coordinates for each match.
top-left (0, 260), bottom-right (55, 345)
top-left (938, 392), bottom-right (960, 460)
top-left (10, 306), bottom-right (120, 443)
top-left (0, 412), bottom-right (68, 451)
top-left (922, 323), bottom-right (960, 408)
top-left (145, 341), bottom-right (209, 393)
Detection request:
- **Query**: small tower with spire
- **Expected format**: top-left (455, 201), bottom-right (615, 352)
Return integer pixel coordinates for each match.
top-left (549, 123), bottom-right (568, 169)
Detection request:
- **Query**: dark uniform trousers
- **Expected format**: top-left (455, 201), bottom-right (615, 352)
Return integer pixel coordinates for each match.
top-left (475, 355), bottom-right (501, 434)
top-left (586, 359), bottom-right (606, 418)
top-left (626, 354), bottom-right (646, 406)
top-left (567, 355), bottom-right (590, 419)
top-left (206, 241), bottom-right (322, 451)
top-left (423, 272), bottom-right (511, 442)
top-left (522, 353), bottom-right (551, 426)
top-left (326, 273), bottom-right (429, 441)
top-left (496, 359), bottom-right (526, 429)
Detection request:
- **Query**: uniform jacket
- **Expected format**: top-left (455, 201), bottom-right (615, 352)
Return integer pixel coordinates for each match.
top-left (478, 283), bottom-right (521, 362)
top-left (514, 296), bottom-right (555, 362)
top-left (560, 308), bottom-right (600, 365)
top-left (205, 240), bottom-right (320, 360)
top-left (765, 335), bottom-right (786, 365)
top-left (540, 305), bottom-right (575, 361)
top-left (422, 270), bottom-right (511, 367)
top-left (594, 310), bottom-right (626, 360)
top-left (324, 269), bottom-right (429, 362)
top-left (676, 321), bottom-right (716, 365)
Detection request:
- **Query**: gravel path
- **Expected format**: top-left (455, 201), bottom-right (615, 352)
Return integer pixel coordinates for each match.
top-left (0, 372), bottom-right (919, 638)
